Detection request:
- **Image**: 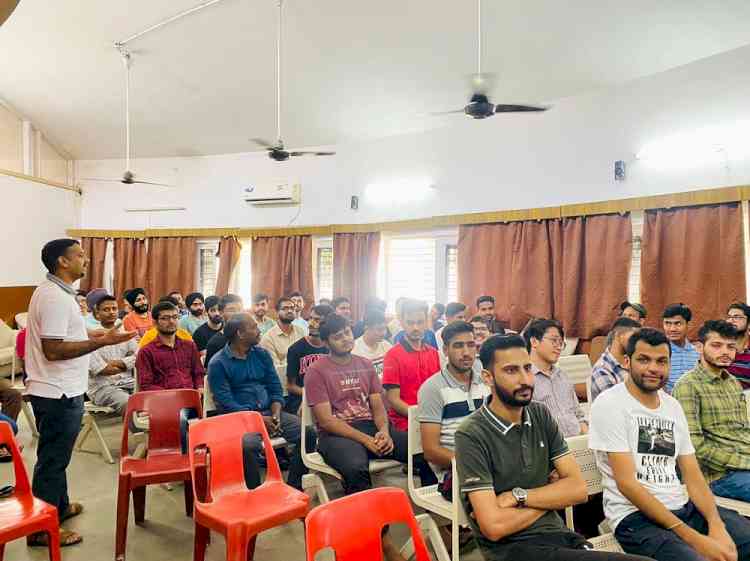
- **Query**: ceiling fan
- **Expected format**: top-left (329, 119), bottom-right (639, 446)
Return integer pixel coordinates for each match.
top-left (251, 0), bottom-right (335, 161)
top-left (433, 0), bottom-right (549, 119)
top-left (80, 47), bottom-right (174, 187)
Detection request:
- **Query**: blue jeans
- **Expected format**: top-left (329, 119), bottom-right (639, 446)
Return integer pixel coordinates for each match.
top-left (711, 470), bottom-right (750, 502)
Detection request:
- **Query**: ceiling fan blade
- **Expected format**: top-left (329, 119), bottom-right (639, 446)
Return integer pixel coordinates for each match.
top-left (290, 150), bottom-right (336, 157)
top-left (469, 72), bottom-right (496, 95)
top-left (493, 104), bottom-right (550, 113)
top-left (250, 138), bottom-right (275, 149)
top-left (430, 109), bottom-right (466, 116)
top-left (312, 151), bottom-right (336, 156)
top-left (131, 180), bottom-right (175, 187)
top-left (79, 177), bottom-right (122, 182)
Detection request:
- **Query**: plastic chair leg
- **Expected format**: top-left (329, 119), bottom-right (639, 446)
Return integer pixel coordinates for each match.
top-left (246, 534), bottom-right (257, 561)
top-left (75, 420), bottom-right (92, 452)
top-left (0, 542), bottom-right (5, 561)
top-left (90, 416), bottom-right (115, 464)
top-left (133, 486), bottom-right (146, 524)
top-left (184, 481), bottom-right (194, 517)
top-left (193, 523), bottom-right (209, 561)
top-left (46, 522), bottom-right (61, 561)
top-left (21, 400), bottom-right (39, 438)
top-left (115, 476), bottom-right (131, 561)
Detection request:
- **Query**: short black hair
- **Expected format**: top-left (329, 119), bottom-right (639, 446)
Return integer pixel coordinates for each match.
top-left (158, 295), bottom-right (180, 306)
top-left (524, 318), bottom-right (564, 352)
top-left (289, 291), bottom-right (303, 299)
top-left (432, 303), bottom-right (445, 315)
top-left (364, 309), bottom-right (387, 328)
top-left (253, 293), bottom-right (269, 305)
top-left (469, 315), bottom-right (488, 325)
top-left (185, 292), bottom-right (204, 307)
top-left (607, 316), bottom-right (642, 346)
top-left (204, 295), bottom-right (220, 311)
top-left (364, 297), bottom-right (387, 313)
top-left (219, 293), bottom-right (243, 311)
top-left (319, 313), bottom-right (350, 341)
top-left (476, 295), bottom-right (495, 308)
top-left (168, 290), bottom-right (182, 297)
top-left (727, 302), bottom-right (750, 319)
top-left (625, 328), bottom-right (671, 358)
top-left (76, 289), bottom-right (87, 297)
top-left (41, 238), bottom-right (80, 274)
top-left (95, 295), bottom-right (117, 310)
top-left (152, 300), bottom-right (178, 321)
top-left (400, 298), bottom-right (428, 318)
top-left (479, 334), bottom-right (526, 371)
top-left (698, 320), bottom-right (740, 343)
top-left (663, 303), bottom-right (692, 322)
top-left (442, 321), bottom-right (474, 346)
top-left (311, 304), bottom-right (334, 318)
top-left (331, 296), bottom-right (351, 309)
top-left (445, 302), bottom-right (467, 318)
top-left (224, 313), bottom-right (250, 341)
top-left (620, 300), bottom-right (647, 319)
top-left (276, 296), bottom-right (293, 311)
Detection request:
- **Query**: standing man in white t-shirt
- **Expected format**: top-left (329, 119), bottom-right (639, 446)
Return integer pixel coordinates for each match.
top-left (26, 239), bottom-right (136, 548)
top-left (589, 327), bottom-right (750, 561)
top-left (352, 309), bottom-right (392, 380)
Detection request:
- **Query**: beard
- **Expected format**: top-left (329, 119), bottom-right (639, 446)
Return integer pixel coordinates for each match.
top-left (133, 303), bottom-right (149, 314)
top-left (190, 308), bottom-right (204, 317)
top-left (209, 315), bottom-right (223, 326)
top-left (494, 379), bottom-right (533, 407)
top-left (704, 353), bottom-right (733, 370)
top-left (279, 316), bottom-right (293, 325)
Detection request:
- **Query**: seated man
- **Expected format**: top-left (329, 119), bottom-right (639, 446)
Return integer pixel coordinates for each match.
top-left (136, 301), bottom-right (204, 391)
top-left (674, 320), bottom-right (750, 503)
top-left (590, 317), bottom-right (641, 403)
top-left (663, 303), bottom-right (700, 393)
top-left (87, 294), bottom-right (138, 414)
top-left (178, 292), bottom-right (206, 335)
top-left (192, 295), bottom-right (223, 354)
top-left (726, 302), bottom-right (750, 389)
top-left (137, 296), bottom-right (193, 348)
top-left (208, 313), bottom-right (312, 490)
top-left (590, 328), bottom-right (750, 561)
top-left (456, 334), bottom-right (646, 561)
top-left (251, 293), bottom-right (277, 336)
top-left (476, 295), bottom-right (506, 334)
top-left (352, 309), bottom-right (393, 380)
top-left (619, 301), bottom-right (647, 325)
top-left (122, 288), bottom-right (153, 338)
top-left (469, 315), bottom-right (492, 350)
top-left (526, 318), bottom-right (587, 437)
top-left (260, 296), bottom-right (306, 391)
top-left (435, 302), bottom-right (468, 351)
top-left (204, 294), bottom-right (244, 367)
top-left (289, 291), bottom-right (309, 333)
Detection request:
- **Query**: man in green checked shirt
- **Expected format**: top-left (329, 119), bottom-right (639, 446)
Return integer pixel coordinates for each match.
top-left (673, 319), bottom-right (750, 502)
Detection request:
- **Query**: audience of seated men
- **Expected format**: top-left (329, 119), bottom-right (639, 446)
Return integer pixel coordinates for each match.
top-left (260, 296), bottom-right (306, 390)
top-left (289, 291), bottom-right (309, 333)
top-left (476, 295), bottom-right (507, 334)
top-left (726, 301), bottom-right (750, 389)
top-left (251, 292), bottom-right (277, 336)
top-left (430, 302), bottom-right (446, 332)
top-left (191, 295), bottom-right (223, 354)
top-left (456, 334), bottom-right (647, 561)
top-left (135, 300), bottom-right (204, 391)
top-left (352, 309), bottom-right (393, 379)
top-left (590, 317), bottom-right (641, 402)
top-left (663, 303), bottom-right (700, 393)
top-left (620, 300), bottom-right (647, 325)
top-left (435, 301), bottom-right (468, 350)
top-left (122, 287), bottom-right (153, 338)
top-left (673, 320), bottom-right (750, 503)
top-left (590, 328), bottom-right (750, 561)
top-left (285, 304), bottom-right (333, 414)
top-left (178, 292), bottom-right (206, 335)
top-left (526, 318), bottom-right (587, 437)
top-left (87, 293), bottom-right (138, 414)
top-left (137, 296), bottom-right (194, 348)
top-left (305, 313), bottom-right (408, 561)
top-left (207, 313), bottom-right (313, 490)
top-left (204, 293), bottom-right (244, 367)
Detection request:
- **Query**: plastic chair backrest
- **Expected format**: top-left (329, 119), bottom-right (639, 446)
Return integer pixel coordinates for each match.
top-left (406, 406), bottom-right (422, 495)
top-left (301, 390), bottom-right (314, 458)
top-left (188, 411), bottom-right (281, 502)
top-left (585, 375), bottom-right (593, 405)
top-left (305, 487), bottom-right (431, 561)
top-left (0, 420), bottom-right (30, 494)
top-left (202, 374), bottom-right (216, 413)
top-left (557, 354), bottom-right (593, 386)
top-left (120, 389), bottom-right (202, 457)
top-left (566, 435), bottom-right (603, 494)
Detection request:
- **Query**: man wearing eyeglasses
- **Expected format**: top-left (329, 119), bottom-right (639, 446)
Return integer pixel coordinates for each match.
top-left (525, 319), bottom-right (587, 437)
top-left (726, 301), bottom-right (750, 389)
top-left (135, 300), bottom-right (205, 391)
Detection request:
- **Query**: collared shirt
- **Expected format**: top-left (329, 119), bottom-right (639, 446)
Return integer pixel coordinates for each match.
top-left (382, 339), bottom-right (441, 431)
top-left (591, 348), bottom-right (628, 403)
top-left (135, 336), bottom-right (204, 391)
top-left (123, 311), bottom-right (153, 338)
top-left (138, 327), bottom-right (193, 348)
top-left (666, 340), bottom-right (700, 393)
top-left (259, 323), bottom-right (306, 367)
top-left (393, 329), bottom-right (438, 349)
top-left (455, 402), bottom-right (570, 559)
top-left (26, 274), bottom-right (89, 398)
top-left (728, 346), bottom-right (750, 389)
top-left (178, 314), bottom-right (206, 335)
top-left (254, 315), bottom-right (277, 336)
top-left (292, 317), bottom-right (309, 334)
top-left (531, 363), bottom-right (586, 438)
top-left (88, 336), bottom-right (138, 396)
top-left (207, 344), bottom-right (283, 413)
top-left (672, 363), bottom-right (750, 482)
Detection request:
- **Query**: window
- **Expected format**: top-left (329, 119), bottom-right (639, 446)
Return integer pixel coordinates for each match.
top-left (628, 210), bottom-right (644, 303)
top-left (445, 245), bottom-right (458, 304)
top-left (316, 246), bottom-right (334, 301)
top-left (197, 242), bottom-right (219, 296)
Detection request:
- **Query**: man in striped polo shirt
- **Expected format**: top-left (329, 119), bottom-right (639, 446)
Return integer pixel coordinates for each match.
top-left (726, 301), bottom-right (750, 389)
top-left (663, 303), bottom-right (700, 393)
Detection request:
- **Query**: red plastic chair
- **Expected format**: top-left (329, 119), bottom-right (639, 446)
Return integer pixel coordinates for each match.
top-left (188, 411), bottom-right (309, 561)
top-left (305, 487), bottom-right (431, 561)
top-left (0, 421), bottom-right (60, 561)
top-left (116, 389), bottom-right (202, 561)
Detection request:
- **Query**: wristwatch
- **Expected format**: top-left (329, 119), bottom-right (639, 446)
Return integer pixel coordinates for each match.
top-left (511, 487), bottom-right (528, 507)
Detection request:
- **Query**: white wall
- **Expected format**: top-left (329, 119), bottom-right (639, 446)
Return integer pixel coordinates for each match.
top-left (78, 44), bottom-right (750, 230)
top-left (1, 175), bottom-right (80, 286)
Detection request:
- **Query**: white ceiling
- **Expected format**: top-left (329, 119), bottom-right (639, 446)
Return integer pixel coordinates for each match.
top-left (2, 0), bottom-right (750, 160)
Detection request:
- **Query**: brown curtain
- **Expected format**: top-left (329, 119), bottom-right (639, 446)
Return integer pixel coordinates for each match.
top-left (251, 236), bottom-right (314, 311)
top-left (146, 237), bottom-right (198, 302)
top-left (641, 203), bottom-right (745, 339)
top-left (333, 232), bottom-right (381, 320)
top-left (113, 238), bottom-right (148, 304)
top-left (79, 237), bottom-right (108, 292)
top-left (215, 237), bottom-right (242, 296)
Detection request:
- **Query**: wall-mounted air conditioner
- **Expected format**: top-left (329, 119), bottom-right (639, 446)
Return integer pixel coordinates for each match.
top-left (243, 182), bottom-right (301, 205)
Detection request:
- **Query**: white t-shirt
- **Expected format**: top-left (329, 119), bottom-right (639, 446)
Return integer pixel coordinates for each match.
top-left (26, 278), bottom-right (90, 398)
top-left (589, 382), bottom-right (694, 530)
top-left (352, 337), bottom-right (392, 379)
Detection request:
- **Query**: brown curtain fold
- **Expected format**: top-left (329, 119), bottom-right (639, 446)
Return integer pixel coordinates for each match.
top-left (333, 232), bottom-right (381, 320)
top-left (251, 235), bottom-right (314, 311)
top-left (79, 237), bottom-right (108, 292)
top-left (641, 203), bottom-right (745, 339)
top-left (458, 213), bottom-right (632, 337)
top-left (215, 236), bottom-right (242, 296)
top-left (146, 237), bottom-right (198, 303)
top-left (112, 238), bottom-right (148, 304)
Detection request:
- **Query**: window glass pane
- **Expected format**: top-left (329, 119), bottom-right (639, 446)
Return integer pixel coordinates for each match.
top-left (446, 245), bottom-right (458, 304)
top-left (317, 247), bottom-right (334, 301)
top-left (199, 247), bottom-right (218, 296)
top-left (386, 237), bottom-right (436, 310)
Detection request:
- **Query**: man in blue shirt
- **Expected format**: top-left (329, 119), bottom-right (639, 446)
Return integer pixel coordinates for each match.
top-left (208, 313), bottom-right (314, 490)
top-left (663, 303), bottom-right (700, 393)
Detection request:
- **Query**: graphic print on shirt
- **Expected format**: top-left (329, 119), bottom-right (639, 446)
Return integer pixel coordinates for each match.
top-left (299, 353), bottom-right (325, 380)
top-left (336, 375), bottom-right (371, 422)
top-left (635, 416), bottom-right (677, 484)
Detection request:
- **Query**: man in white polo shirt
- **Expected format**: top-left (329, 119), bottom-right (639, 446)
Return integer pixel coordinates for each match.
top-left (26, 239), bottom-right (136, 548)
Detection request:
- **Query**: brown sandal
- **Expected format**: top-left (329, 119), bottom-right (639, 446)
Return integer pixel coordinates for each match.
top-left (27, 529), bottom-right (83, 547)
top-left (61, 502), bottom-right (84, 522)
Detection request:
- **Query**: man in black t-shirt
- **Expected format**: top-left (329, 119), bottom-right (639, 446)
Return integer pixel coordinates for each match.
top-left (285, 304), bottom-right (333, 414)
top-left (204, 294), bottom-right (243, 367)
top-left (192, 296), bottom-right (223, 353)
